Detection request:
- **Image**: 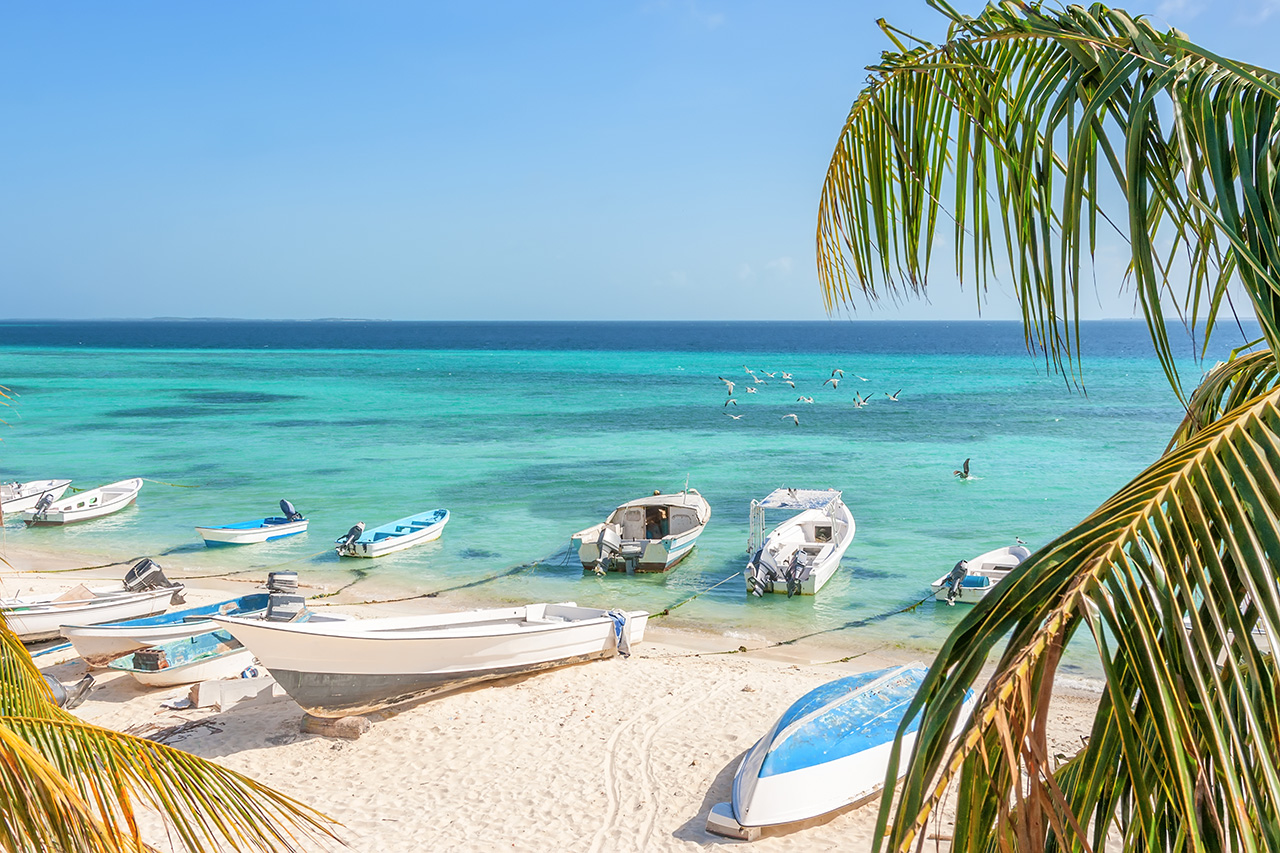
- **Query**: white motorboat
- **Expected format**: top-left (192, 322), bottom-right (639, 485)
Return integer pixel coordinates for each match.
top-left (1, 558), bottom-right (183, 642)
top-left (930, 543), bottom-right (1032, 605)
top-left (63, 592), bottom-right (272, 666)
top-left (745, 488), bottom-right (856, 597)
top-left (572, 489), bottom-right (711, 573)
top-left (0, 479), bottom-right (72, 516)
top-left (335, 508), bottom-right (449, 558)
top-left (706, 663), bottom-right (975, 838)
top-left (22, 477), bottom-right (143, 525)
top-left (213, 602), bottom-right (647, 718)
top-left (196, 500), bottom-right (309, 546)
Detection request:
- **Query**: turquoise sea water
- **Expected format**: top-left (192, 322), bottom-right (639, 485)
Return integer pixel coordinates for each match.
top-left (0, 320), bottom-right (1255, 669)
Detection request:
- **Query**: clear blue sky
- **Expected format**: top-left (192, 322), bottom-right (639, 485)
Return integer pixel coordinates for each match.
top-left (3, 1), bottom-right (1277, 321)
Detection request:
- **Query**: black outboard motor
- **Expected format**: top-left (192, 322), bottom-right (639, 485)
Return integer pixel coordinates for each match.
top-left (335, 522), bottom-right (365, 555)
top-left (944, 560), bottom-right (969, 605)
top-left (28, 493), bottom-right (54, 522)
top-left (42, 673), bottom-right (95, 710)
top-left (123, 558), bottom-right (173, 592)
top-left (280, 499), bottom-right (304, 522)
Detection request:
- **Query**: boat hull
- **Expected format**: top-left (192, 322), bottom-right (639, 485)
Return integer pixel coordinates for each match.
top-left (214, 603), bottom-right (647, 717)
top-left (0, 480), bottom-right (72, 516)
top-left (711, 664), bottom-right (974, 831)
top-left (929, 544), bottom-right (1031, 605)
top-left (572, 490), bottom-right (711, 573)
top-left (747, 502), bottom-right (856, 596)
top-left (196, 518), bottom-right (309, 546)
top-left (110, 630), bottom-right (256, 687)
top-left (22, 478), bottom-right (143, 525)
top-left (64, 594), bottom-right (270, 666)
top-left (3, 586), bottom-right (182, 643)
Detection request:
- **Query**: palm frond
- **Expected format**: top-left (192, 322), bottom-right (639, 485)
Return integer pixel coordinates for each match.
top-left (0, 617), bottom-right (338, 852)
top-left (818, 0), bottom-right (1280, 396)
top-left (877, 384), bottom-right (1280, 852)
top-left (1166, 347), bottom-right (1279, 450)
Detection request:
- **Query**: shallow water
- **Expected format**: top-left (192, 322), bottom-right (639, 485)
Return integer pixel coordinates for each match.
top-left (0, 320), bottom-right (1252, 671)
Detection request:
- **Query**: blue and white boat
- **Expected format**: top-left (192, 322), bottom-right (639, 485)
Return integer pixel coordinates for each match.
top-left (109, 628), bottom-right (257, 687)
top-left (706, 663), bottom-right (974, 838)
top-left (334, 508), bottom-right (450, 558)
top-left (196, 500), bottom-right (309, 546)
top-left (62, 593), bottom-right (271, 666)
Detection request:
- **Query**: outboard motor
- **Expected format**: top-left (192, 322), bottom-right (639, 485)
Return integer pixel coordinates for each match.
top-left (746, 548), bottom-right (768, 597)
top-left (280, 499), bottom-right (304, 522)
top-left (42, 673), bottom-right (94, 710)
top-left (593, 525), bottom-right (623, 576)
top-left (123, 558), bottom-right (172, 591)
top-left (944, 560), bottom-right (970, 606)
top-left (29, 493), bottom-right (54, 521)
top-left (265, 593), bottom-right (307, 622)
top-left (267, 570), bottom-right (299, 593)
top-left (335, 522), bottom-right (365, 556)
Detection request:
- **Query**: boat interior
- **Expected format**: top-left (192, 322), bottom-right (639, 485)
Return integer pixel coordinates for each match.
top-left (610, 503), bottom-right (702, 541)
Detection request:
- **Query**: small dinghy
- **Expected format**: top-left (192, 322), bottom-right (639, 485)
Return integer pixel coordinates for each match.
top-left (2, 559), bottom-right (184, 642)
top-left (213, 602), bottom-right (647, 717)
top-left (64, 592), bottom-right (271, 666)
top-left (22, 477), bottom-right (143, 525)
top-left (745, 488), bottom-right (855, 597)
top-left (196, 499), bottom-right (309, 546)
top-left (930, 542), bottom-right (1032, 605)
top-left (334, 508), bottom-right (449, 558)
top-left (0, 479), bottom-right (72, 516)
top-left (706, 663), bottom-right (975, 838)
top-left (572, 489), bottom-right (711, 573)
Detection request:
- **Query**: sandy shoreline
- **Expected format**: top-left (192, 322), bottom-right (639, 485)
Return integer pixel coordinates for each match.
top-left (8, 541), bottom-right (1102, 852)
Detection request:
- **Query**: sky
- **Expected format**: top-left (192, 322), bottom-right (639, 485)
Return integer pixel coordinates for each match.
top-left (3, 0), bottom-right (1280, 322)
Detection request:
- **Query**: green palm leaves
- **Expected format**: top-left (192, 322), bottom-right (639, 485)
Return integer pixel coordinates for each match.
top-left (816, 2), bottom-right (1280, 851)
top-left (0, 621), bottom-right (336, 852)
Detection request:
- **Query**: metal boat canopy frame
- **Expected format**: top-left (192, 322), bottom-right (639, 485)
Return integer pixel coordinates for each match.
top-left (747, 488), bottom-right (843, 555)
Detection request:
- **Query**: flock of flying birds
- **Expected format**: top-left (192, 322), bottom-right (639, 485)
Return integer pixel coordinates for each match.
top-left (716, 365), bottom-right (903, 426)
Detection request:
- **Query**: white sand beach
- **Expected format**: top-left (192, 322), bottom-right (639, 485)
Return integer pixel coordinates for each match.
top-left (11, 545), bottom-right (1102, 853)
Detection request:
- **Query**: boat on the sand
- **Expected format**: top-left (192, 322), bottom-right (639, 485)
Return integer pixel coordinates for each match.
top-left (2, 560), bottom-right (183, 643)
top-left (706, 663), bottom-right (974, 839)
top-left (213, 602), bottom-right (647, 718)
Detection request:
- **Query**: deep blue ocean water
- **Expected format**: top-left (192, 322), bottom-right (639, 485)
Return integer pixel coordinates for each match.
top-left (0, 320), bottom-right (1259, 669)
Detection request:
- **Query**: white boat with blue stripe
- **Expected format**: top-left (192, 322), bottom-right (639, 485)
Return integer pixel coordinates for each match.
top-left (572, 489), bottom-right (711, 573)
top-left (706, 663), bottom-right (975, 838)
top-left (196, 500), bottom-right (309, 546)
top-left (334, 508), bottom-right (450, 558)
top-left (745, 488), bottom-right (855, 597)
top-left (930, 542), bottom-right (1031, 605)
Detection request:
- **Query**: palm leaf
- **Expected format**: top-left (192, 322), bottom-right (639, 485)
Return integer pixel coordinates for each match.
top-left (0, 616), bottom-right (338, 852)
top-left (877, 385), bottom-right (1280, 851)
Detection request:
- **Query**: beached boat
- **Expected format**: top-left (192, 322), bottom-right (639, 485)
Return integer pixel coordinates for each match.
top-left (63, 593), bottom-right (271, 666)
top-left (195, 499), bottom-right (309, 546)
top-left (335, 508), bottom-right (449, 558)
top-left (109, 629), bottom-right (257, 687)
top-left (0, 479), bottom-right (72, 516)
top-left (930, 542), bottom-right (1032, 605)
top-left (572, 489), bottom-right (711, 573)
top-left (22, 477), bottom-right (143, 525)
top-left (706, 663), bottom-right (975, 838)
top-left (745, 488), bottom-right (855, 597)
top-left (213, 602), bottom-right (648, 717)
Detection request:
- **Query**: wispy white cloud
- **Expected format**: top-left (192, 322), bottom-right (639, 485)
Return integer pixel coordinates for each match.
top-left (1237, 0), bottom-right (1280, 23)
top-left (1156, 0), bottom-right (1205, 20)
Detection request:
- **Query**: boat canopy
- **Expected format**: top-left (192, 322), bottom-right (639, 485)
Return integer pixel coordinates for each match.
top-left (756, 488), bottom-right (841, 511)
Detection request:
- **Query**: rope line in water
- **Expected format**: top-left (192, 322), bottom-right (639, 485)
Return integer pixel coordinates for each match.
top-left (180, 548), bottom-right (334, 580)
top-left (312, 559), bottom-right (544, 607)
top-left (649, 570), bottom-right (743, 618)
top-left (140, 478), bottom-right (200, 488)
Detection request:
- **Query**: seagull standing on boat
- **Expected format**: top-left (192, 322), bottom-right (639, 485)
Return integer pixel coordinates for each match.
top-left (954, 458), bottom-right (971, 479)
top-left (823, 377), bottom-right (840, 390)
top-left (885, 389), bottom-right (901, 400)
top-left (781, 414), bottom-right (800, 426)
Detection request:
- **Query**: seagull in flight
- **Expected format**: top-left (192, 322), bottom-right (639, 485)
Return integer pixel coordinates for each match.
top-left (823, 377), bottom-right (840, 390)
top-left (830, 368), bottom-right (844, 378)
top-left (724, 398), bottom-right (737, 407)
top-left (781, 372), bottom-right (793, 381)
top-left (764, 371), bottom-right (777, 378)
top-left (855, 374), bottom-right (869, 382)
top-left (954, 458), bottom-right (971, 479)
top-left (797, 396), bottom-right (814, 404)
top-left (885, 389), bottom-right (901, 401)
top-left (781, 413), bottom-right (799, 426)
top-left (752, 375), bottom-right (767, 384)
top-left (744, 366), bottom-right (756, 375)
top-left (725, 412), bottom-right (743, 420)
top-left (784, 379), bottom-right (795, 388)
top-left (718, 377), bottom-right (735, 395)
top-left (853, 392), bottom-right (871, 408)
top-left (745, 386), bottom-right (758, 394)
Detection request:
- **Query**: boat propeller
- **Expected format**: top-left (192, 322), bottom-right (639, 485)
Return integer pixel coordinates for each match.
top-left (335, 522), bottom-right (365, 555)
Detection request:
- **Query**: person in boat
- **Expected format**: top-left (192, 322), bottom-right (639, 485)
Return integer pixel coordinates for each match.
top-left (944, 559), bottom-right (969, 605)
top-left (645, 509), bottom-right (668, 540)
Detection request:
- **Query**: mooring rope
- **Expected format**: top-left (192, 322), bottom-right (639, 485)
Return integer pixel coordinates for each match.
top-left (648, 570), bottom-right (743, 618)
top-left (311, 559), bottom-right (545, 606)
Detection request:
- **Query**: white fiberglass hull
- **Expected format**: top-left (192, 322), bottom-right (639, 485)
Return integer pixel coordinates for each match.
top-left (341, 510), bottom-right (450, 558)
top-left (0, 480), bottom-right (72, 515)
top-left (196, 518), bottom-right (309, 545)
top-left (214, 603), bottom-right (647, 717)
top-left (929, 544), bottom-right (1031, 605)
top-left (747, 503), bottom-right (856, 596)
top-left (23, 478), bottom-right (143, 525)
top-left (126, 647), bottom-right (256, 687)
top-left (2, 586), bottom-right (181, 643)
top-left (572, 490), bottom-right (711, 573)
